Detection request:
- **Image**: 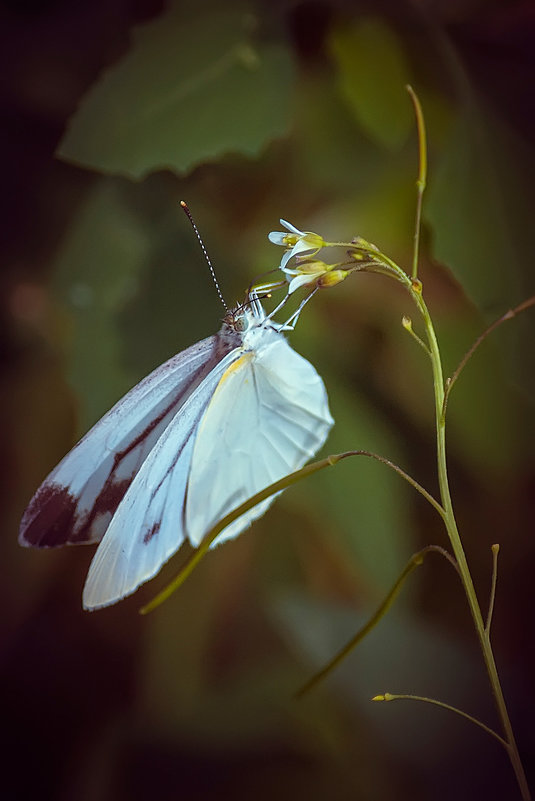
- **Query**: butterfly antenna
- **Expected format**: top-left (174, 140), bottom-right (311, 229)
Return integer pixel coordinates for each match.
top-left (180, 201), bottom-right (228, 312)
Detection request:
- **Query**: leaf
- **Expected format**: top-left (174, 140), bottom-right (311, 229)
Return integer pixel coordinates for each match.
top-left (280, 330), bottom-right (414, 592)
top-left (437, 316), bottom-right (519, 476)
top-left (321, 383), bottom-right (414, 590)
top-left (426, 107), bottom-right (517, 315)
top-left (57, 2), bottom-right (294, 178)
top-left (426, 97), bottom-right (535, 397)
top-left (329, 17), bottom-right (413, 150)
top-left (425, 88), bottom-right (535, 315)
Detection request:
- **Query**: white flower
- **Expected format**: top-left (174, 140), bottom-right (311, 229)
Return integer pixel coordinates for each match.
top-left (283, 259), bottom-right (331, 293)
top-left (268, 220), bottom-right (324, 270)
top-left (285, 261), bottom-right (350, 293)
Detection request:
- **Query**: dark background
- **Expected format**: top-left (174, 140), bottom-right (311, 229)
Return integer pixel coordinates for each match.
top-left (2, 1), bottom-right (535, 799)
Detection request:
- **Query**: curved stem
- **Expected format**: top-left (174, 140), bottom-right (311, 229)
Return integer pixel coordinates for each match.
top-left (296, 545), bottom-right (457, 699)
top-left (406, 85), bottom-right (427, 280)
top-left (141, 450), bottom-right (442, 615)
top-left (410, 285), bottom-right (531, 800)
top-left (350, 450), bottom-right (445, 519)
top-left (140, 453), bottom-right (351, 614)
top-left (402, 315), bottom-right (432, 357)
top-left (485, 544), bottom-right (500, 636)
top-left (372, 693), bottom-right (508, 750)
top-left (442, 294), bottom-right (535, 419)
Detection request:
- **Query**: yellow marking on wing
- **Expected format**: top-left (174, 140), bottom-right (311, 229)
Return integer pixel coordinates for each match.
top-left (217, 353), bottom-right (253, 387)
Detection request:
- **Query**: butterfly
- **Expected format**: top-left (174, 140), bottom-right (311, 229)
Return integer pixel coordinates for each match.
top-left (19, 290), bottom-right (333, 610)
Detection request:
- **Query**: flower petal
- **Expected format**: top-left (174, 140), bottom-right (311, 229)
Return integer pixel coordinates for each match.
top-left (292, 239), bottom-right (316, 257)
top-left (279, 219), bottom-right (303, 235)
top-left (268, 231), bottom-right (288, 245)
top-left (280, 249), bottom-right (295, 270)
top-left (288, 273), bottom-right (316, 293)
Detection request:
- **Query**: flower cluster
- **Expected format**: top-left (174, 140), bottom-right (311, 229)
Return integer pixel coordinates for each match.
top-left (268, 220), bottom-right (345, 294)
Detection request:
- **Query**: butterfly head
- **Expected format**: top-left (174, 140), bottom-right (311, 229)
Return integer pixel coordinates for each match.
top-left (224, 290), bottom-right (266, 330)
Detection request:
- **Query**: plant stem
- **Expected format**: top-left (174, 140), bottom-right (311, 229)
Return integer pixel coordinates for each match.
top-left (442, 294), bottom-right (535, 419)
top-left (412, 286), bottom-right (531, 801)
top-left (141, 449), bottom-right (442, 615)
top-left (486, 544), bottom-right (500, 635)
top-left (372, 692), bottom-right (508, 749)
top-left (406, 85), bottom-right (427, 280)
top-left (296, 545), bottom-right (457, 700)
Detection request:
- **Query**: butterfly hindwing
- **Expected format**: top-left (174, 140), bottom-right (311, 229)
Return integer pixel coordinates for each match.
top-left (185, 327), bottom-right (333, 548)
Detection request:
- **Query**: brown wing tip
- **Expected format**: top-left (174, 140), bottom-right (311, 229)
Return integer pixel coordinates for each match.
top-left (19, 483), bottom-right (79, 548)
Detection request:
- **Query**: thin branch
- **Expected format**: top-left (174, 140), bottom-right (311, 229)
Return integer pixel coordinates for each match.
top-left (355, 450), bottom-right (445, 519)
top-left (442, 295), bottom-right (535, 419)
top-left (406, 85), bottom-right (427, 281)
top-left (372, 693), bottom-right (508, 750)
top-left (485, 544), bottom-right (500, 636)
top-left (402, 315), bottom-right (432, 358)
top-left (140, 450), bottom-right (444, 614)
top-left (140, 453), bottom-right (351, 614)
top-left (295, 545), bottom-right (458, 699)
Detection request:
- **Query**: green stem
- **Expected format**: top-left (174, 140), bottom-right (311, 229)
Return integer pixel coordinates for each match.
top-left (141, 449), bottom-right (443, 615)
top-left (442, 294), bottom-right (535, 420)
top-left (372, 693), bottom-right (508, 749)
top-left (140, 453), bottom-right (350, 614)
top-left (402, 315), bottom-right (431, 358)
top-left (406, 85), bottom-right (427, 280)
top-left (411, 285), bottom-right (531, 801)
top-left (296, 545), bottom-right (457, 700)
top-left (485, 544), bottom-right (500, 635)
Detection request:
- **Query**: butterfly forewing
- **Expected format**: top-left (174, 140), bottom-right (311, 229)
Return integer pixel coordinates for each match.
top-left (19, 336), bottom-right (224, 549)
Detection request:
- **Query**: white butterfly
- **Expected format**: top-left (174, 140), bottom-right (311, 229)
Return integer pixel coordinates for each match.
top-left (19, 291), bottom-right (333, 610)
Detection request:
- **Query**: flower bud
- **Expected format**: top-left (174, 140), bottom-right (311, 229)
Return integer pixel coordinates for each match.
top-left (318, 269), bottom-right (349, 288)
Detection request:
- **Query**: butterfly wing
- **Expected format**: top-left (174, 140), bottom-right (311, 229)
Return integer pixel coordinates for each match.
top-left (81, 348), bottom-right (241, 610)
top-left (19, 336), bottom-right (223, 549)
top-left (185, 328), bottom-right (333, 548)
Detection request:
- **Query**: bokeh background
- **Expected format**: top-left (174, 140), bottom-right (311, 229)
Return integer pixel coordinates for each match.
top-left (2, 1), bottom-right (535, 799)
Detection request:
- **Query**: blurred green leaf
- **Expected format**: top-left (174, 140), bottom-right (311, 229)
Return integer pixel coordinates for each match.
top-left (52, 179), bottom-right (152, 430)
top-left (57, 2), bottom-right (294, 178)
top-left (426, 101), bottom-right (535, 311)
top-left (438, 315), bottom-right (519, 476)
top-left (320, 381), bottom-right (413, 590)
top-left (282, 319), bottom-right (414, 592)
top-left (329, 17), bottom-right (413, 150)
top-left (426, 98), bottom-right (535, 398)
